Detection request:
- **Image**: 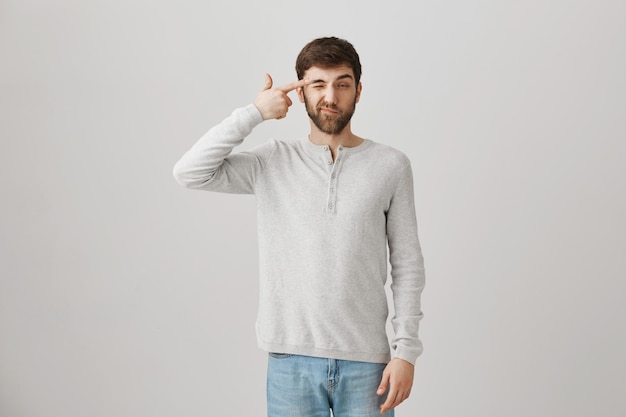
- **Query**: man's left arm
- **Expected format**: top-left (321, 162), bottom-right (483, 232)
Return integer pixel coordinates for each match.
top-left (378, 160), bottom-right (426, 414)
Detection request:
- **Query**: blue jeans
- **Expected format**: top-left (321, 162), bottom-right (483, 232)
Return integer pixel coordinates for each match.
top-left (267, 353), bottom-right (394, 417)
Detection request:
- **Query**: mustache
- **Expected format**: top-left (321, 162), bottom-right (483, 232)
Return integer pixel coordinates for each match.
top-left (317, 103), bottom-right (340, 111)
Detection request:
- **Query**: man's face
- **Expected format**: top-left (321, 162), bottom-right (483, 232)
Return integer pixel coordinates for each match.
top-left (298, 65), bottom-right (362, 135)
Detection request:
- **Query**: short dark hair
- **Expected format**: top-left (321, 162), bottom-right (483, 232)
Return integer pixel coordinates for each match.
top-left (295, 37), bottom-right (362, 85)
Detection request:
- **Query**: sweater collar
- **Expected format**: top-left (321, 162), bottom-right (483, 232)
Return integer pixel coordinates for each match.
top-left (301, 136), bottom-right (373, 156)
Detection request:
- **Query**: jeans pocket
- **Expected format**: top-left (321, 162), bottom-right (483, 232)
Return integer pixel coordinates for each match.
top-left (269, 352), bottom-right (293, 359)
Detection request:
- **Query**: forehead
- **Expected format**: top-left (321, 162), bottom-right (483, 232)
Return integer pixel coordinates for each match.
top-left (303, 65), bottom-right (355, 82)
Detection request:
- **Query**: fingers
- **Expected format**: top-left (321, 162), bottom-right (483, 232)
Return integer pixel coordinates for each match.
top-left (377, 369), bottom-right (392, 414)
top-left (380, 386), bottom-right (412, 415)
top-left (377, 371), bottom-right (389, 397)
top-left (380, 387), bottom-right (399, 415)
top-left (273, 94), bottom-right (291, 120)
top-left (259, 74), bottom-right (309, 94)
top-left (255, 74), bottom-right (306, 120)
top-left (377, 364), bottom-right (413, 415)
top-left (260, 73), bottom-right (273, 91)
top-left (276, 78), bottom-right (310, 93)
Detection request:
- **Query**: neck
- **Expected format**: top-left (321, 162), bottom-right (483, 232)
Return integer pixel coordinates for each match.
top-left (307, 122), bottom-right (364, 151)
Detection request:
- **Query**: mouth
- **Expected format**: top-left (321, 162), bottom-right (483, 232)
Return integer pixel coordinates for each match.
top-left (320, 107), bottom-right (338, 114)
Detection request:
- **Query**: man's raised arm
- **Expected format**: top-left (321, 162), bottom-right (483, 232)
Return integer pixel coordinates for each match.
top-left (172, 75), bottom-right (309, 194)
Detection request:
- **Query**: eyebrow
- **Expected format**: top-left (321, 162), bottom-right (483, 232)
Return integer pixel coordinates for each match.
top-left (310, 74), bottom-right (354, 84)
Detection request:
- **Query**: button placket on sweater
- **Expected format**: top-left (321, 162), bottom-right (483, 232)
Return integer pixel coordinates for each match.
top-left (323, 145), bottom-right (344, 214)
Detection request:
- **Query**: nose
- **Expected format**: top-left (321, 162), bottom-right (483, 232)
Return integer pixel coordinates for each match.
top-left (324, 86), bottom-right (337, 105)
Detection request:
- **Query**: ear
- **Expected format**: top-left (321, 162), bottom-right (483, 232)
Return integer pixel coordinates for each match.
top-left (297, 86), bottom-right (305, 103)
top-left (355, 82), bottom-right (362, 104)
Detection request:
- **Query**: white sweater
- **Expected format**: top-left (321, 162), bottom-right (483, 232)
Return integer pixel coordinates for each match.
top-left (173, 104), bottom-right (425, 364)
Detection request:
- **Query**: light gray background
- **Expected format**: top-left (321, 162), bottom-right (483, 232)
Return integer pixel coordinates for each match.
top-left (1, 0), bottom-right (624, 416)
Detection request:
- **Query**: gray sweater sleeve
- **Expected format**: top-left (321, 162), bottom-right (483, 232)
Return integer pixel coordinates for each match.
top-left (387, 161), bottom-right (426, 364)
top-left (172, 104), bottom-right (274, 194)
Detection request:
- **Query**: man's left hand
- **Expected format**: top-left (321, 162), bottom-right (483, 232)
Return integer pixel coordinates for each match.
top-left (377, 358), bottom-right (414, 414)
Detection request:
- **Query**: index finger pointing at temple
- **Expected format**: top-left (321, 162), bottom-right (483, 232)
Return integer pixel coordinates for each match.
top-left (276, 78), bottom-right (310, 93)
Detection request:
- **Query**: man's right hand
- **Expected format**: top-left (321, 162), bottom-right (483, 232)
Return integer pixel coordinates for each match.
top-left (253, 74), bottom-right (310, 120)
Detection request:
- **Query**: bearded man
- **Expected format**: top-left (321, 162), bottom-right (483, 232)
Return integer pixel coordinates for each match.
top-left (173, 36), bottom-right (426, 417)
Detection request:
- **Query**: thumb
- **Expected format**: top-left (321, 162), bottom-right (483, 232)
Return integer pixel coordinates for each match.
top-left (261, 73), bottom-right (273, 91)
top-left (377, 371), bottom-right (390, 396)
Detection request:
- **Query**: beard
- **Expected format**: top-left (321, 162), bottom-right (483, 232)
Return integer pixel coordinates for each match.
top-left (304, 93), bottom-right (357, 135)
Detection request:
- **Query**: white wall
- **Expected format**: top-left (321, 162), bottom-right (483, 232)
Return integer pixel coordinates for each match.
top-left (1, 1), bottom-right (624, 416)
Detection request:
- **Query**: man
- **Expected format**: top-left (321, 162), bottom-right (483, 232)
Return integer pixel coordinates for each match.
top-left (173, 36), bottom-right (425, 417)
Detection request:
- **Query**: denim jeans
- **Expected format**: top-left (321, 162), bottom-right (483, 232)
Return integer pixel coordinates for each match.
top-left (267, 353), bottom-right (394, 417)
